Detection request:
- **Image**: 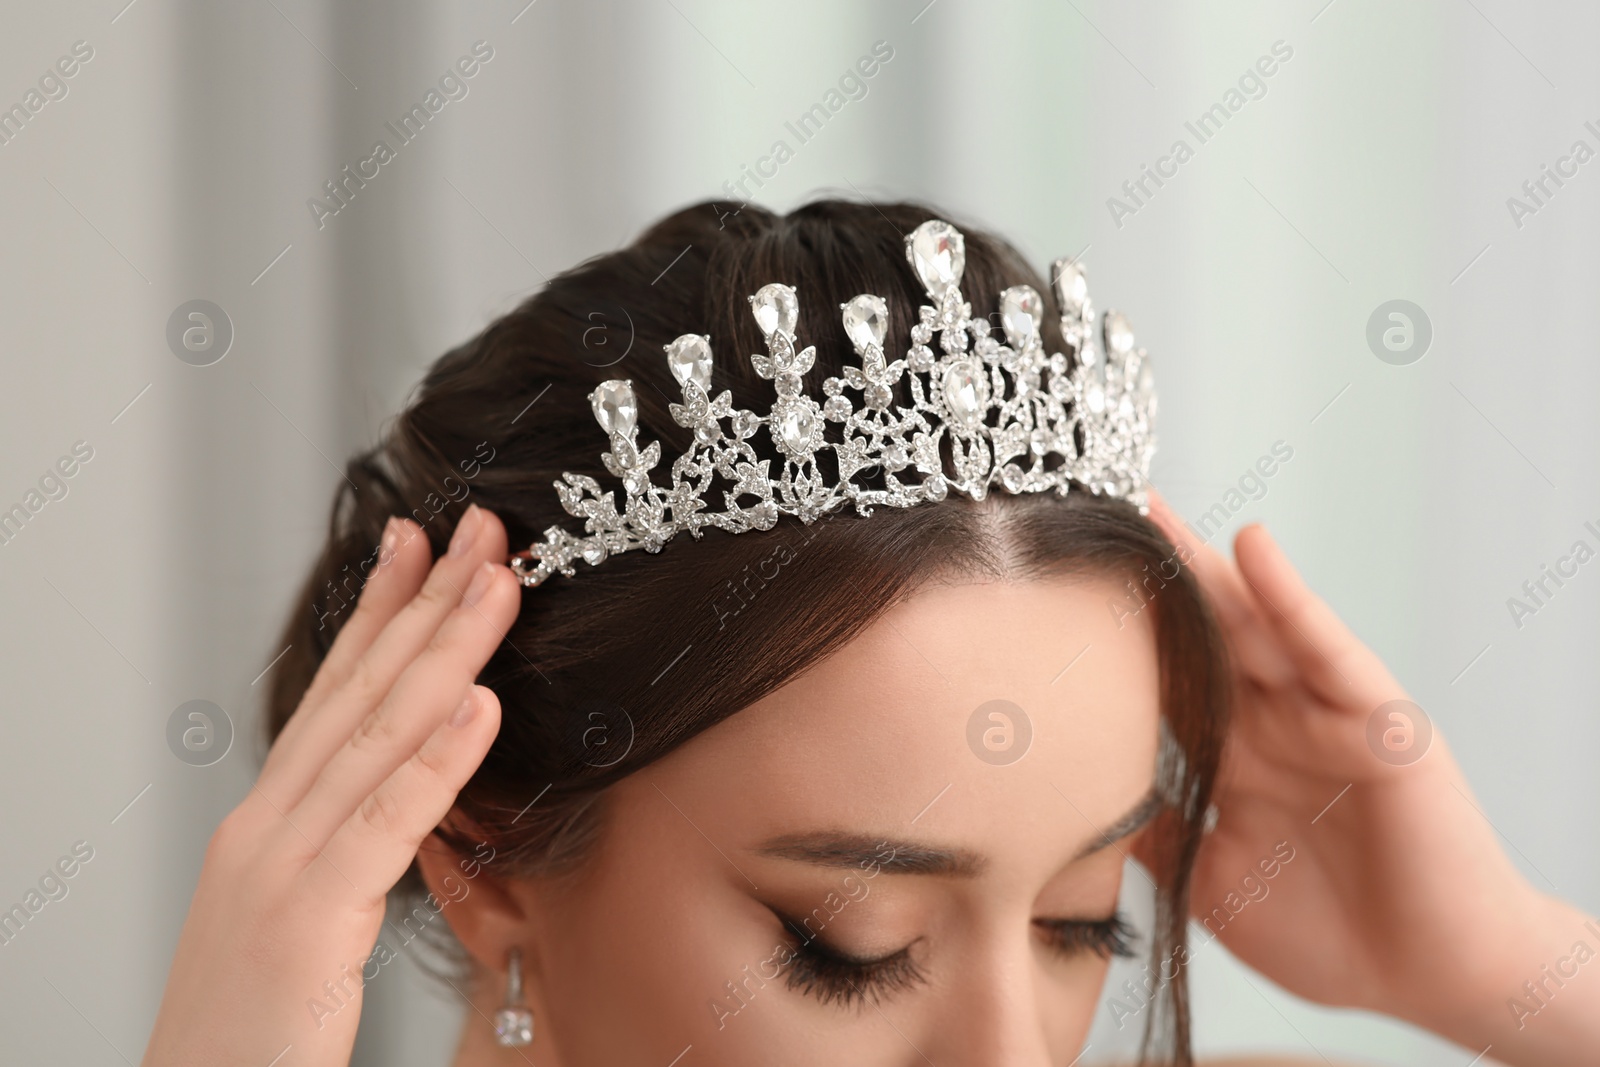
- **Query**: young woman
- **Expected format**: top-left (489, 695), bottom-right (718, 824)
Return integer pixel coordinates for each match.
top-left (140, 200), bottom-right (1599, 1066)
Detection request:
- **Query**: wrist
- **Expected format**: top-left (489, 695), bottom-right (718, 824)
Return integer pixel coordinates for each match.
top-left (1410, 891), bottom-right (1600, 1066)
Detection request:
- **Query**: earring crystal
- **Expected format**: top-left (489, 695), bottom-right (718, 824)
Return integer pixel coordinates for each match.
top-left (493, 947), bottom-right (535, 1047)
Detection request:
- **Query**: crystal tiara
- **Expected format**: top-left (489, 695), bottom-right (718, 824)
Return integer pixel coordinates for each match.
top-left (508, 218), bottom-right (1157, 588)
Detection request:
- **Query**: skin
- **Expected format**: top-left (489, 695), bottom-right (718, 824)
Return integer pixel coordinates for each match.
top-left (140, 498), bottom-right (1600, 1067)
top-left (1138, 496), bottom-right (1600, 1063)
top-left (140, 505), bottom-right (521, 1065)
top-left (432, 554), bottom-right (1162, 1065)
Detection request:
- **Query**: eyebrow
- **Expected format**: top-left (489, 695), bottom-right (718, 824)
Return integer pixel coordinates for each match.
top-left (755, 834), bottom-right (986, 877)
top-left (1070, 787), bottom-right (1163, 861)
top-left (753, 787), bottom-right (1163, 879)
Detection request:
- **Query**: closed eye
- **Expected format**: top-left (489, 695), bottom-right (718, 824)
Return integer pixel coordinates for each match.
top-left (1034, 910), bottom-right (1138, 960)
top-left (773, 910), bottom-right (926, 1009)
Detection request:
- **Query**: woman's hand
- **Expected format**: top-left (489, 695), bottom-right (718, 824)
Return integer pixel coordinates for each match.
top-left (141, 504), bottom-right (521, 1067)
top-left (1143, 491), bottom-right (1600, 1066)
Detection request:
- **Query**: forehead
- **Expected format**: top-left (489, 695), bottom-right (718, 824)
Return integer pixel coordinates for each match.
top-left (639, 575), bottom-right (1162, 875)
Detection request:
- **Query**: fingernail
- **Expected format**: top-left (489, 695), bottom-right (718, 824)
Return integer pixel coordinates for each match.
top-left (379, 517), bottom-right (400, 561)
top-left (465, 561), bottom-right (497, 606)
top-left (448, 505), bottom-right (482, 558)
top-left (449, 689), bottom-right (479, 728)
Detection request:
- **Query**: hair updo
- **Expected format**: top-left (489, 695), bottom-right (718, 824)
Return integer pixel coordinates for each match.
top-left (266, 197), bottom-right (1227, 1064)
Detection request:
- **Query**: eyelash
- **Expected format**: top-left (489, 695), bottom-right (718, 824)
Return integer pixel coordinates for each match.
top-left (777, 910), bottom-right (1138, 1009)
top-left (1035, 909), bottom-right (1139, 961)
top-left (780, 917), bottom-right (925, 1009)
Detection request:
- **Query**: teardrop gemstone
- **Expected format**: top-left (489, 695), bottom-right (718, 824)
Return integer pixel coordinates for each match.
top-left (750, 283), bottom-right (799, 339)
top-left (907, 220), bottom-right (965, 298)
top-left (942, 358), bottom-right (989, 427)
top-left (665, 334), bottom-right (713, 391)
top-left (1104, 310), bottom-right (1134, 355)
top-left (999, 286), bottom-right (1042, 348)
top-left (1137, 362), bottom-right (1155, 397)
top-left (1051, 258), bottom-right (1088, 313)
top-left (841, 294), bottom-right (888, 351)
top-left (591, 380), bottom-right (637, 436)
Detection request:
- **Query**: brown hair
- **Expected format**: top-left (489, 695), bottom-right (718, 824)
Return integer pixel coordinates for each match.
top-left (267, 197), bottom-right (1228, 1063)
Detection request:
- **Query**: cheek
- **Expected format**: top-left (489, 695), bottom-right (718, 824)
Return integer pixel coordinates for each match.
top-left (1046, 953), bottom-right (1116, 1047)
top-left (535, 804), bottom-right (746, 1058)
top-left (1030, 853), bottom-right (1133, 1042)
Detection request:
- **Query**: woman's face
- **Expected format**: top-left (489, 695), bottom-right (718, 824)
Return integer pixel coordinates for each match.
top-left (500, 574), bottom-right (1161, 1065)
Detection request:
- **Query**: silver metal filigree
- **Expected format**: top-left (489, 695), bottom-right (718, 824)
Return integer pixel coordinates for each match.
top-left (509, 219), bottom-right (1157, 588)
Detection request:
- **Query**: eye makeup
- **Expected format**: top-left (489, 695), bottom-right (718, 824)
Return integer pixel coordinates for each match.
top-left (780, 914), bottom-right (926, 1008)
top-left (771, 907), bottom-right (1140, 1010)
top-left (1034, 909), bottom-right (1138, 961)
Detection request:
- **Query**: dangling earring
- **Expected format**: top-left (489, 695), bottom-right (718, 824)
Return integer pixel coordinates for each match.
top-left (493, 946), bottom-right (535, 1047)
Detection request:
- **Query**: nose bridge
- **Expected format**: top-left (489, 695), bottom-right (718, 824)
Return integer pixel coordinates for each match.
top-left (930, 925), bottom-right (1061, 1067)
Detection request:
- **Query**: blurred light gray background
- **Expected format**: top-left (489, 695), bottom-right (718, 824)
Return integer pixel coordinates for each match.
top-left (1, 1), bottom-right (1595, 1064)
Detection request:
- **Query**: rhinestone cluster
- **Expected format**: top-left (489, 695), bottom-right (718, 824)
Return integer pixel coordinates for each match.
top-left (509, 219), bottom-right (1157, 588)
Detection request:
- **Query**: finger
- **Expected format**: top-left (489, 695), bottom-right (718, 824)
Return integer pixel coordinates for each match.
top-left (301, 517), bottom-right (432, 706)
top-left (283, 561), bottom-right (519, 849)
top-left (1146, 490), bottom-right (1266, 639)
top-left (258, 505), bottom-right (510, 808)
top-left (1145, 490), bottom-right (1298, 690)
top-left (267, 517), bottom-right (430, 764)
top-left (307, 684), bottom-right (502, 907)
top-left (1232, 523), bottom-right (1403, 710)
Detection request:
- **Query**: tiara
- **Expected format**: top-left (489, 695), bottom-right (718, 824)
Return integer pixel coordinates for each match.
top-left (508, 219), bottom-right (1157, 588)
